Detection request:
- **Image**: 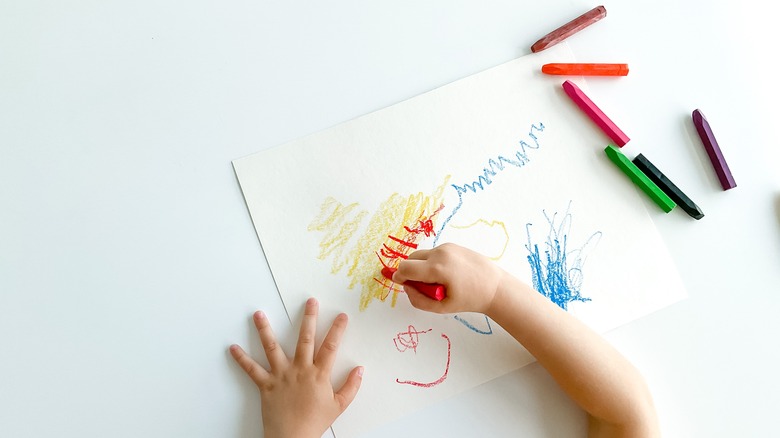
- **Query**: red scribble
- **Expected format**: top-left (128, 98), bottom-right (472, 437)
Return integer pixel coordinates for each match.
top-left (393, 325), bottom-right (432, 353)
top-left (375, 204), bottom-right (445, 267)
top-left (395, 333), bottom-right (451, 388)
top-left (372, 276), bottom-right (403, 299)
top-left (375, 252), bottom-right (392, 269)
top-left (373, 254), bottom-right (403, 299)
top-left (380, 244), bottom-right (409, 260)
top-left (374, 204), bottom-right (446, 302)
top-left (403, 204), bottom-right (445, 237)
top-left (372, 276), bottom-right (403, 291)
top-left (387, 234), bottom-right (418, 249)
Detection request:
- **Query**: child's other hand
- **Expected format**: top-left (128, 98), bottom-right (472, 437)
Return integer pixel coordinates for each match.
top-left (230, 298), bottom-right (363, 438)
top-left (392, 243), bottom-right (508, 315)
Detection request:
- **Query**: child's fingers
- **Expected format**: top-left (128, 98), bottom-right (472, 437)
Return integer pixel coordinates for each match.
top-left (404, 285), bottom-right (444, 313)
top-left (334, 366), bottom-right (364, 412)
top-left (407, 249), bottom-right (432, 260)
top-left (294, 298), bottom-right (318, 365)
top-left (315, 313), bottom-right (348, 373)
top-left (253, 311), bottom-right (289, 371)
top-left (229, 344), bottom-right (270, 387)
top-left (394, 259), bottom-right (438, 284)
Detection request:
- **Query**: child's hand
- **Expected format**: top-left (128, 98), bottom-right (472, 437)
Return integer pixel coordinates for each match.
top-left (392, 243), bottom-right (508, 315)
top-left (229, 298), bottom-right (363, 438)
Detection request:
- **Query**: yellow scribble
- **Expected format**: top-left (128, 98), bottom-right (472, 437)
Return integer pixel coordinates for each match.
top-left (450, 219), bottom-right (510, 260)
top-left (307, 197), bottom-right (368, 273)
top-left (308, 176), bottom-right (450, 311)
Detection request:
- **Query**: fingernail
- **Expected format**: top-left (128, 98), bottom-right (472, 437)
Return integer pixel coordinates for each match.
top-left (357, 366), bottom-right (364, 377)
top-left (256, 311), bottom-right (266, 320)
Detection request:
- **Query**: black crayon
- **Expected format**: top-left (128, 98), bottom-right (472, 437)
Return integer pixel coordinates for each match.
top-left (632, 154), bottom-right (704, 220)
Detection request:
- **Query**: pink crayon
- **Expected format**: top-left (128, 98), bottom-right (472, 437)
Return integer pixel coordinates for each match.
top-left (381, 267), bottom-right (446, 301)
top-left (562, 80), bottom-right (630, 147)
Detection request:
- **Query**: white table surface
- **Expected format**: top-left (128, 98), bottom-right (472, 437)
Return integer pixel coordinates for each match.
top-left (2, 1), bottom-right (779, 437)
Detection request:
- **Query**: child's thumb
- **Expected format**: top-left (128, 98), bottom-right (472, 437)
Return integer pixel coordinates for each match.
top-left (335, 366), bottom-right (364, 412)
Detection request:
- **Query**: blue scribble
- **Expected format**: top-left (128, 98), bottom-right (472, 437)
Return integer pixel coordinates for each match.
top-left (454, 315), bottom-right (493, 335)
top-left (525, 203), bottom-right (601, 310)
top-left (434, 123), bottom-right (545, 246)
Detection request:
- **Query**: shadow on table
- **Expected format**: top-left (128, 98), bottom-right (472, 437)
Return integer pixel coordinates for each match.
top-left (774, 193), bottom-right (780, 226)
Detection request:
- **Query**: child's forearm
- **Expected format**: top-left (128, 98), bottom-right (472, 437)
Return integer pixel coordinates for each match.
top-left (486, 273), bottom-right (659, 437)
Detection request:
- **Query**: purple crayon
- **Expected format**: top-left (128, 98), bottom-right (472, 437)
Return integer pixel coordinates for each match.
top-left (692, 109), bottom-right (736, 190)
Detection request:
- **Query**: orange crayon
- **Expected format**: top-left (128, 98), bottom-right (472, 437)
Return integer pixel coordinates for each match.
top-left (542, 63), bottom-right (629, 76)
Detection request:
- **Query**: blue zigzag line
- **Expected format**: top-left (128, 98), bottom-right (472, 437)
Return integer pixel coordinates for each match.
top-left (433, 123), bottom-right (545, 246)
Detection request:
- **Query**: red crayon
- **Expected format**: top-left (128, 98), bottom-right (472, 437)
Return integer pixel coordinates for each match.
top-left (531, 5), bottom-right (607, 53)
top-left (381, 267), bottom-right (446, 301)
top-left (542, 63), bottom-right (629, 76)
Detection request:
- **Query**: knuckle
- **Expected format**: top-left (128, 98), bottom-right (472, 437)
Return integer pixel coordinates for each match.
top-left (335, 393), bottom-right (351, 411)
top-left (429, 262), bottom-right (447, 278)
top-left (264, 340), bottom-right (280, 353)
top-left (438, 243), bottom-right (457, 256)
top-left (259, 379), bottom-right (275, 392)
top-left (245, 362), bottom-right (261, 377)
top-left (322, 340), bottom-right (339, 352)
top-left (239, 358), bottom-right (264, 380)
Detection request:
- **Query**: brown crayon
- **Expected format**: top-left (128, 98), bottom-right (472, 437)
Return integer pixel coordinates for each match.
top-left (531, 6), bottom-right (607, 53)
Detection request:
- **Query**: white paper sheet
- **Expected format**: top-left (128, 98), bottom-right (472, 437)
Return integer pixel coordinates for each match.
top-left (233, 44), bottom-right (687, 438)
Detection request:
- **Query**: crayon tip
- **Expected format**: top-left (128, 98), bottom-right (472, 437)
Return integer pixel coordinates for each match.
top-left (381, 267), bottom-right (397, 281)
top-left (692, 108), bottom-right (706, 125)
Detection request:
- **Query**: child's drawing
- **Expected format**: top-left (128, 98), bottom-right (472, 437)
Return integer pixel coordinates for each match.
top-left (307, 178), bottom-right (449, 311)
top-left (394, 328), bottom-right (452, 388)
top-left (434, 123), bottom-right (545, 246)
top-left (393, 325), bottom-right (431, 353)
top-left (447, 218), bottom-right (509, 260)
top-left (453, 315), bottom-right (493, 335)
top-left (232, 44), bottom-right (688, 438)
top-left (525, 204), bottom-right (602, 310)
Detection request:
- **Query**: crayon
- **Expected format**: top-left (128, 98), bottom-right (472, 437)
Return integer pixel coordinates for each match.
top-left (632, 154), bottom-right (704, 220)
top-left (381, 267), bottom-right (446, 301)
top-left (562, 80), bottom-right (630, 147)
top-left (531, 5), bottom-right (607, 53)
top-left (692, 109), bottom-right (736, 190)
top-left (604, 145), bottom-right (676, 213)
top-left (542, 63), bottom-right (629, 76)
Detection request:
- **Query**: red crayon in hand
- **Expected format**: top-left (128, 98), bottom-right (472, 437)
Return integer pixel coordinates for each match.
top-left (381, 267), bottom-right (446, 301)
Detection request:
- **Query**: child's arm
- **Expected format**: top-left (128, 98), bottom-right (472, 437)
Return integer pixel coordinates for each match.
top-left (392, 243), bottom-right (660, 438)
top-left (230, 298), bottom-right (363, 438)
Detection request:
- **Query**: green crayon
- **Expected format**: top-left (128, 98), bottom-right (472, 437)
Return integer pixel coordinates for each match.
top-left (604, 145), bottom-right (676, 213)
